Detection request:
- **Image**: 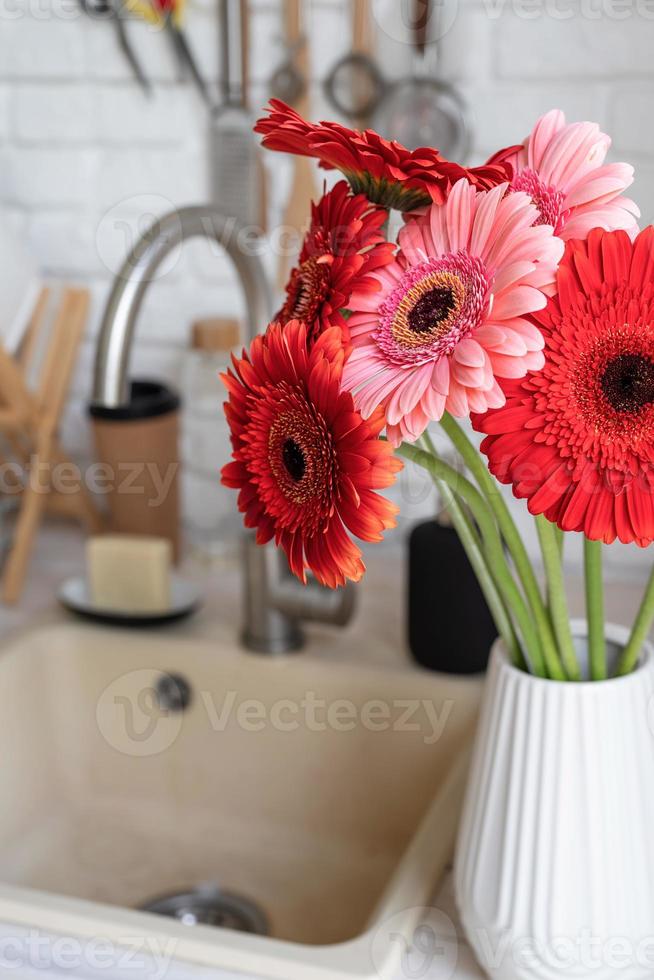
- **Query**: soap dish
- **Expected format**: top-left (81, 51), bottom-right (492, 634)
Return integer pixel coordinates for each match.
top-left (57, 575), bottom-right (203, 627)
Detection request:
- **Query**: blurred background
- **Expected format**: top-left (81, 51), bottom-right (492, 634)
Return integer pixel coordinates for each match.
top-left (0, 0), bottom-right (653, 612)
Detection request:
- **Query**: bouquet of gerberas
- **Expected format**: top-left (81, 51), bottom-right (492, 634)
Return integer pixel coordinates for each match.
top-left (221, 101), bottom-right (648, 684)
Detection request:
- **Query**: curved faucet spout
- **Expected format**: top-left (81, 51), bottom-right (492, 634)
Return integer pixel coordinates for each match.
top-left (92, 206), bottom-right (273, 407)
top-left (92, 204), bottom-right (355, 653)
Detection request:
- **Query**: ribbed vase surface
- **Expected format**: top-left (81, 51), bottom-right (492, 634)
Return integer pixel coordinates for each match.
top-left (455, 623), bottom-right (654, 980)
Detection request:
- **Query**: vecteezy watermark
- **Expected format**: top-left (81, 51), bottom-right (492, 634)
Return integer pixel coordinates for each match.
top-left (0, 457), bottom-right (179, 508)
top-left (472, 928), bottom-right (654, 973)
top-left (95, 196), bottom-right (184, 282)
top-left (368, 0), bottom-right (654, 46)
top-left (96, 669), bottom-right (184, 757)
top-left (0, 929), bottom-right (177, 978)
top-left (95, 196), bottom-right (311, 282)
top-left (480, 0), bottom-right (654, 18)
top-left (370, 0), bottom-right (460, 43)
top-left (96, 670), bottom-right (457, 757)
top-left (370, 906), bottom-right (459, 980)
top-left (199, 690), bottom-right (454, 744)
top-left (0, 0), bottom-right (168, 25)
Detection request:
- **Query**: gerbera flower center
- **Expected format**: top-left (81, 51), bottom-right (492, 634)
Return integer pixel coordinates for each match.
top-left (562, 303), bottom-right (654, 459)
top-left (281, 257), bottom-right (331, 324)
top-left (600, 353), bottom-right (654, 413)
top-left (392, 271), bottom-right (465, 348)
top-left (268, 408), bottom-right (329, 506)
top-left (377, 254), bottom-right (491, 366)
top-left (407, 285), bottom-right (457, 334)
top-left (281, 438), bottom-right (307, 481)
top-left (512, 168), bottom-right (567, 232)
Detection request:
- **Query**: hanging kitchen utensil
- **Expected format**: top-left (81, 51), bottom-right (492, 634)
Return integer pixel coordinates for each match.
top-left (323, 0), bottom-right (384, 127)
top-left (168, 26), bottom-right (213, 106)
top-left (276, 0), bottom-right (318, 291)
top-left (209, 0), bottom-right (262, 228)
top-left (372, 0), bottom-right (471, 159)
top-left (153, 0), bottom-right (214, 107)
top-left (269, 37), bottom-right (306, 106)
top-left (78, 0), bottom-right (152, 96)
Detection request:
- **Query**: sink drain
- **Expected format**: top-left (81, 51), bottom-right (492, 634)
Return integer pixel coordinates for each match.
top-left (139, 884), bottom-right (268, 935)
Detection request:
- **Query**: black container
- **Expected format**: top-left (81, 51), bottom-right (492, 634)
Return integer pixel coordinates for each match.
top-left (408, 519), bottom-right (497, 674)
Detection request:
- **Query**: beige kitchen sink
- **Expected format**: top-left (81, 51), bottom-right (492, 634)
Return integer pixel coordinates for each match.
top-left (0, 621), bottom-right (481, 979)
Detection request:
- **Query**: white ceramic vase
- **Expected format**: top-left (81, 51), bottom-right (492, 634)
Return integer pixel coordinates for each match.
top-left (455, 621), bottom-right (654, 980)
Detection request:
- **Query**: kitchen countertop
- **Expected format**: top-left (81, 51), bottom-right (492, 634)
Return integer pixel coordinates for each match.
top-left (1, 521), bottom-right (650, 659)
top-left (0, 522), bottom-right (651, 980)
top-left (0, 523), bottom-right (413, 670)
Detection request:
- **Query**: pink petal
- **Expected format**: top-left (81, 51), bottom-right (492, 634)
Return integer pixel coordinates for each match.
top-left (469, 183), bottom-right (507, 258)
top-left (453, 338), bottom-right (486, 367)
top-left (474, 324), bottom-right (506, 347)
top-left (540, 121), bottom-right (607, 190)
top-left (491, 285), bottom-right (548, 320)
top-left (488, 351), bottom-right (535, 379)
top-left (527, 109), bottom-right (565, 172)
top-left (431, 356), bottom-right (451, 395)
top-left (445, 178), bottom-right (475, 252)
top-left (385, 366), bottom-right (431, 424)
top-left (484, 327), bottom-right (528, 357)
top-left (467, 387), bottom-right (493, 413)
top-left (445, 378), bottom-right (469, 416)
top-left (501, 318), bottom-right (545, 351)
top-left (485, 379), bottom-right (506, 409)
top-left (420, 385), bottom-right (447, 421)
top-left (399, 220), bottom-right (431, 266)
top-left (564, 166), bottom-right (634, 209)
top-left (451, 360), bottom-right (488, 389)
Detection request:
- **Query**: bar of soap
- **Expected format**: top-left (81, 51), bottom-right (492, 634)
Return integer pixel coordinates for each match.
top-left (87, 535), bottom-right (172, 613)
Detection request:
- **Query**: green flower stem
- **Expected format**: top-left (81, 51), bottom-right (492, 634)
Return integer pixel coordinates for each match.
top-left (584, 538), bottom-right (606, 681)
top-left (535, 515), bottom-right (580, 681)
top-left (555, 525), bottom-right (564, 556)
top-left (616, 564), bottom-right (654, 677)
top-left (398, 441), bottom-right (549, 676)
top-left (419, 435), bottom-right (524, 669)
top-left (439, 412), bottom-right (564, 681)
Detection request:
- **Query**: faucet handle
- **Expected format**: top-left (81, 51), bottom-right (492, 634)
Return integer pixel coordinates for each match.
top-left (241, 534), bottom-right (356, 655)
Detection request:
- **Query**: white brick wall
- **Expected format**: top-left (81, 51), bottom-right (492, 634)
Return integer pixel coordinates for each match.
top-left (1, 0), bottom-right (654, 570)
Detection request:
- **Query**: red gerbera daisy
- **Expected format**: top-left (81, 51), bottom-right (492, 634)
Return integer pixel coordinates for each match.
top-left (221, 320), bottom-right (402, 587)
top-left (256, 100), bottom-right (513, 212)
top-left (473, 226), bottom-right (654, 546)
top-left (278, 181), bottom-right (395, 344)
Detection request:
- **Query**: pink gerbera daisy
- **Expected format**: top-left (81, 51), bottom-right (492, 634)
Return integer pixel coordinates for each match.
top-left (488, 109), bottom-right (639, 241)
top-left (342, 178), bottom-right (564, 446)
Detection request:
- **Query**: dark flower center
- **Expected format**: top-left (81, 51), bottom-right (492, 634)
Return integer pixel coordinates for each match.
top-left (282, 438), bottom-right (306, 482)
top-left (601, 354), bottom-right (654, 413)
top-left (281, 258), bottom-right (330, 325)
top-left (408, 287), bottom-right (456, 334)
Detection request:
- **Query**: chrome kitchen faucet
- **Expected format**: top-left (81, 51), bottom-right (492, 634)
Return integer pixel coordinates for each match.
top-left (92, 206), bottom-right (355, 654)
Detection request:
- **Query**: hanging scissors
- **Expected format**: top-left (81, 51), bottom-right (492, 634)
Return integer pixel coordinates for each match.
top-left (151, 0), bottom-right (215, 108)
top-left (78, 0), bottom-right (152, 96)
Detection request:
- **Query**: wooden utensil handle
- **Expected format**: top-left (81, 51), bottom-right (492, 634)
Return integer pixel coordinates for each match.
top-left (284, 0), bottom-right (301, 42)
top-left (352, 0), bottom-right (373, 54)
top-left (284, 0), bottom-right (309, 110)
